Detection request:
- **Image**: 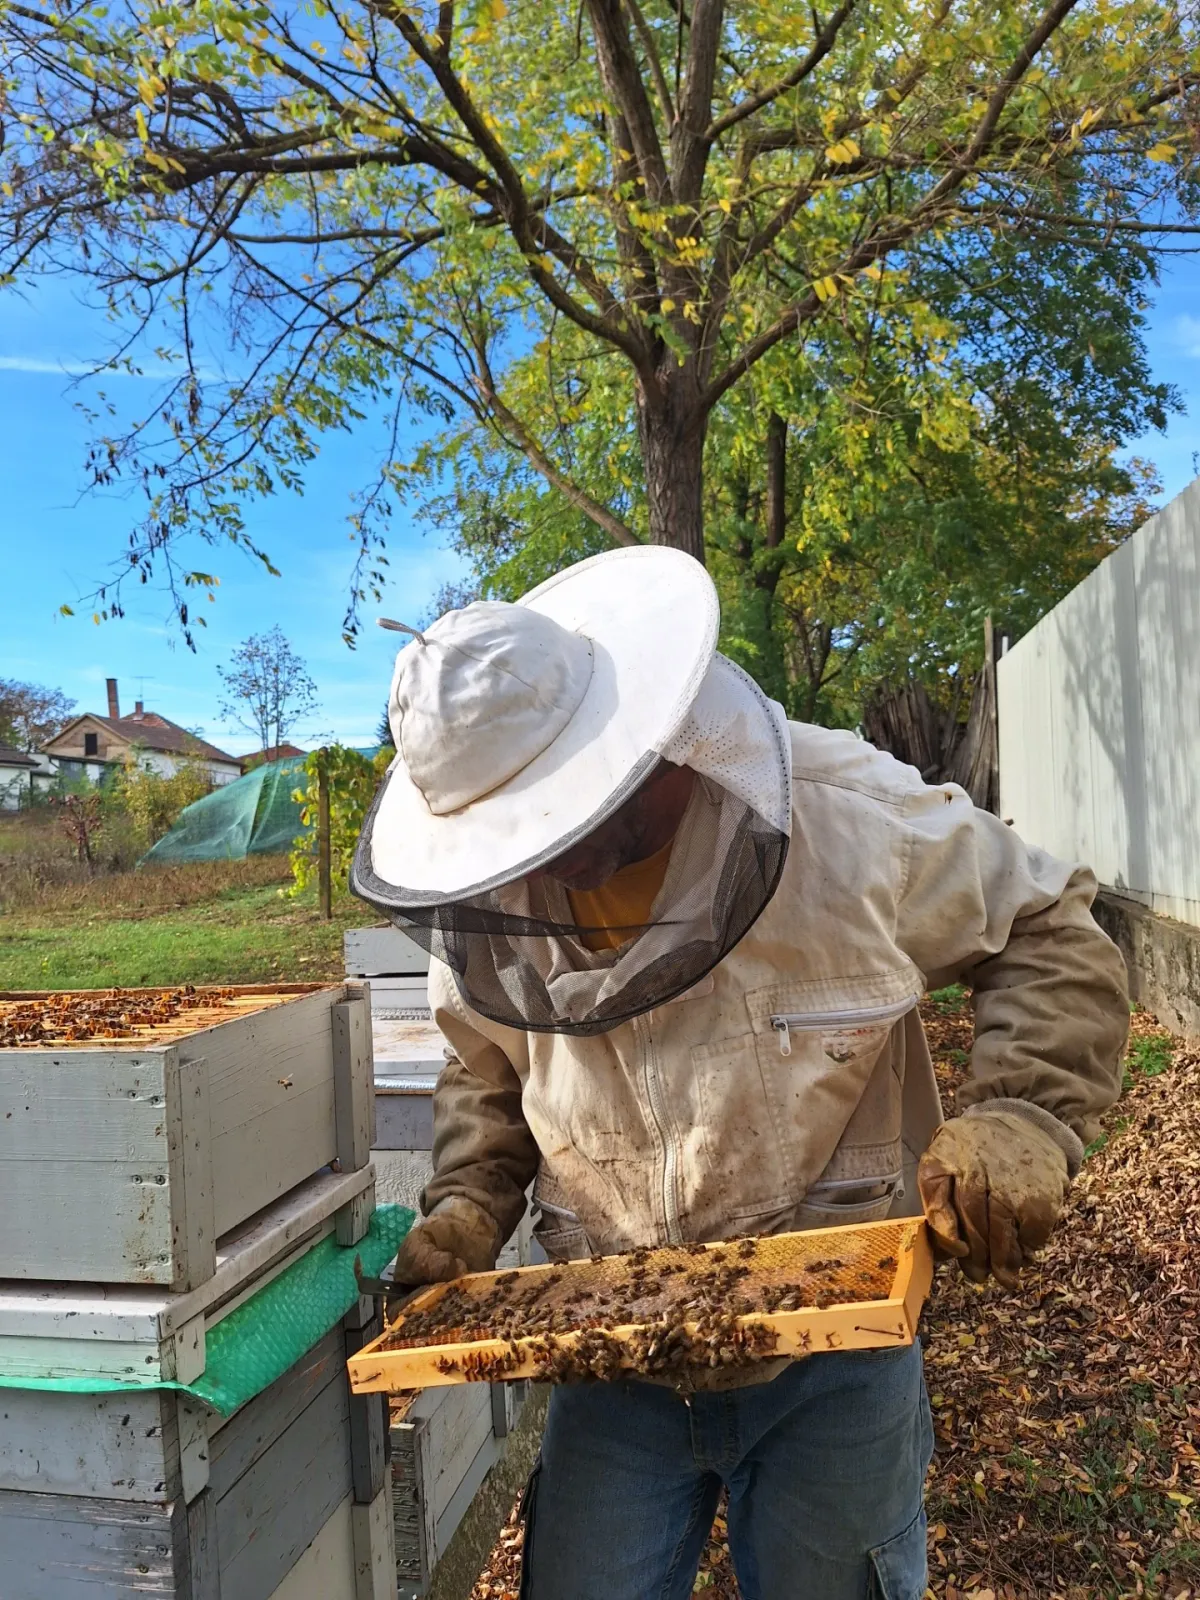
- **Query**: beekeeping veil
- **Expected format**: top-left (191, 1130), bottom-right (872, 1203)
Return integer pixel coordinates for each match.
top-left (351, 546), bottom-right (791, 1034)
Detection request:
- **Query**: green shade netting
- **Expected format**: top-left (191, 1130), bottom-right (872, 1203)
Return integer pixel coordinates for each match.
top-left (141, 755), bottom-right (309, 864)
top-left (0, 1203), bottom-right (415, 1416)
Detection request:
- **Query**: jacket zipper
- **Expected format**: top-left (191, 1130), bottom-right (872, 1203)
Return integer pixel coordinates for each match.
top-left (770, 996), bottom-right (918, 1056)
top-left (637, 1013), bottom-right (683, 1245)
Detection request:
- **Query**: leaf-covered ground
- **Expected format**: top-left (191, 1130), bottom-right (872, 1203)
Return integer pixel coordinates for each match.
top-left (471, 993), bottom-right (1200, 1600)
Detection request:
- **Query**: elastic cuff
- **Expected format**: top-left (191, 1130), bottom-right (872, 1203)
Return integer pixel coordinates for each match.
top-left (963, 1098), bottom-right (1085, 1179)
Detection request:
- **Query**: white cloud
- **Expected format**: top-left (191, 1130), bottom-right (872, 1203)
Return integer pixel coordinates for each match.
top-left (1176, 315), bottom-right (1200, 358)
top-left (0, 355), bottom-right (196, 379)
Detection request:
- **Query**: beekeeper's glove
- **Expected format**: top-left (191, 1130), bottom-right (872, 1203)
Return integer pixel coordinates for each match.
top-left (918, 1109), bottom-right (1071, 1290)
top-left (390, 1195), bottom-right (501, 1286)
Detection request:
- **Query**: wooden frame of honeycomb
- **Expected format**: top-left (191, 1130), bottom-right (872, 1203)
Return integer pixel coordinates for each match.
top-left (347, 1217), bottom-right (934, 1393)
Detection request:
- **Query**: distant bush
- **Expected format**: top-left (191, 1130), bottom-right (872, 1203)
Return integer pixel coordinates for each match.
top-left (112, 755), bottom-right (213, 851)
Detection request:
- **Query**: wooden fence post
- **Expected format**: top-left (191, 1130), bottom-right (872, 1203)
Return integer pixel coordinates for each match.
top-left (984, 615), bottom-right (1000, 815)
top-left (317, 748), bottom-right (332, 922)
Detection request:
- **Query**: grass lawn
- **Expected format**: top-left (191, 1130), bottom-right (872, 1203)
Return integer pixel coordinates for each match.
top-left (0, 874), bottom-right (366, 989)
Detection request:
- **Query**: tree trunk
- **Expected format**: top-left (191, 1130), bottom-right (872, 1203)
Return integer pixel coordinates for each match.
top-left (637, 379), bottom-right (708, 562)
top-left (765, 412), bottom-right (787, 550)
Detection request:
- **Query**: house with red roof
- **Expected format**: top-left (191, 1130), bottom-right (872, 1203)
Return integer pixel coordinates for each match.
top-left (41, 679), bottom-right (241, 788)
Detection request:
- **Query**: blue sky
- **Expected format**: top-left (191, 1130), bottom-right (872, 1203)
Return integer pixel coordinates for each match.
top-left (1, 256), bottom-right (1198, 755)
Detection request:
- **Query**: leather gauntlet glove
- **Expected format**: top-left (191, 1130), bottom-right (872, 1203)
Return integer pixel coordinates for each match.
top-left (391, 1195), bottom-right (502, 1287)
top-left (918, 1112), bottom-right (1070, 1289)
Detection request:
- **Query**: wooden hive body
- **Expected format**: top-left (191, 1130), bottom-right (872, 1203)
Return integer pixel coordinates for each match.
top-left (0, 983), bottom-right (375, 1288)
top-left (0, 1165), bottom-right (394, 1599)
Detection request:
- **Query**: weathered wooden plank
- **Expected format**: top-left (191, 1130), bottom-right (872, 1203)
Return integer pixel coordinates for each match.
top-left (173, 1053), bottom-right (216, 1293)
top-left (208, 1330), bottom-right (345, 1500)
top-left (0, 1048), bottom-right (181, 1284)
top-left (165, 1164), bottom-right (373, 1334)
top-left (433, 1429), bottom-right (502, 1568)
top-left (335, 1182), bottom-right (375, 1249)
top-left (187, 1487), bottom-right (221, 1600)
top-left (0, 1488), bottom-right (186, 1597)
top-left (215, 1367), bottom-right (352, 1600)
top-left (345, 1317), bottom-right (387, 1504)
top-left (334, 997), bottom-right (375, 1170)
top-left (351, 1486), bottom-right (396, 1600)
top-left (0, 1047), bottom-right (176, 1158)
top-left (0, 1389), bottom-right (180, 1502)
top-left (199, 989), bottom-right (343, 1237)
top-left (371, 1018), bottom-right (445, 1074)
top-left (390, 1417), bottom-right (433, 1593)
top-left (344, 927), bottom-right (430, 976)
top-left (268, 1493), bottom-right (356, 1600)
top-left (365, 977), bottom-right (430, 1011)
top-left (177, 1396), bottom-right (211, 1504)
top-left (0, 1332), bottom-right (175, 1385)
top-left (373, 1089), bottom-right (434, 1152)
top-left (423, 1381), bottom-right (497, 1527)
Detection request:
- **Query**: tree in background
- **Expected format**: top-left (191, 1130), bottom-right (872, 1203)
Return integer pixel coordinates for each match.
top-left (1, 0), bottom-right (1195, 642)
top-left (112, 755), bottom-right (214, 850)
top-left (0, 680), bottom-right (76, 751)
top-left (218, 628), bottom-right (320, 754)
top-left (50, 792), bottom-right (103, 866)
top-left (420, 221), bottom-right (1172, 745)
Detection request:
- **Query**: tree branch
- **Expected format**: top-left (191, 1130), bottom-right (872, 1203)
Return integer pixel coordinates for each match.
top-left (370, 0), bottom-right (649, 366)
top-left (624, 0), bottom-right (675, 128)
top-left (705, 0), bottom-right (858, 142)
top-left (584, 0), bottom-right (671, 203)
top-left (671, 0), bottom-right (723, 204)
top-left (474, 358), bottom-right (643, 547)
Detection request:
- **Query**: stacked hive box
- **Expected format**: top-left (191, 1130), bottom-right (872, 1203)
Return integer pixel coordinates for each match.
top-left (346, 928), bottom-right (538, 1595)
top-left (0, 982), bottom-right (395, 1599)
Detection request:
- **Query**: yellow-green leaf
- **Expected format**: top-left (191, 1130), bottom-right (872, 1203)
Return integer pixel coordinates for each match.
top-left (825, 138), bottom-right (860, 165)
top-left (1147, 141), bottom-right (1176, 162)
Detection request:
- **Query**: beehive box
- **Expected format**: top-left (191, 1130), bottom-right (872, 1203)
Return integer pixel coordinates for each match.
top-left (0, 1167), bottom-right (391, 1599)
top-left (0, 983), bottom-right (375, 1288)
top-left (344, 926), bottom-right (430, 1014)
top-left (0, 1310), bottom-right (394, 1600)
top-left (349, 1218), bottom-right (933, 1393)
top-left (390, 1383), bottom-right (528, 1599)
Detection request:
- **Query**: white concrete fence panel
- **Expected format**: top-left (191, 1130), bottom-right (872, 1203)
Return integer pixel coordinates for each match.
top-left (997, 474), bottom-right (1200, 928)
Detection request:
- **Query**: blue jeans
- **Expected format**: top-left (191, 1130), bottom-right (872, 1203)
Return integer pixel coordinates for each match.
top-left (520, 1341), bottom-right (933, 1600)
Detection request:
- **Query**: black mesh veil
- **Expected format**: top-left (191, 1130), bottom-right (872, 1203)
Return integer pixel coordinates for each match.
top-left (352, 779), bottom-right (787, 1034)
top-left (350, 653), bottom-right (793, 1036)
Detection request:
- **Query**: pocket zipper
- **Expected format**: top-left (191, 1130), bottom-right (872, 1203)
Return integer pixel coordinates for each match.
top-left (770, 996), bottom-right (918, 1056)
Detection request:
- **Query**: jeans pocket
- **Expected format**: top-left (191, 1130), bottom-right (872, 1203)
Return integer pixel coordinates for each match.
top-left (517, 1460), bottom-right (542, 1600)
top-left (868, 1505), bottom-right (928, 1600)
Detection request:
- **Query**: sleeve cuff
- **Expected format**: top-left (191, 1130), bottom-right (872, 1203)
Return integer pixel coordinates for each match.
top-left (963, 1097), bottom-right (1085, 1179)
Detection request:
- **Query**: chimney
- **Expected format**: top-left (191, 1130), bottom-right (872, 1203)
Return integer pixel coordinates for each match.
top-left (134, 700), bottom-right (144, 718)
top-left (106, 678), bottom-right (120, 720)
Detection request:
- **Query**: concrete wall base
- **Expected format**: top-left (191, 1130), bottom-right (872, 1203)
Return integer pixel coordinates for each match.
top-left (1095, 891), bottom-right (1200, 1044)
top-left (427, 1387), bottom-right (548, 1600)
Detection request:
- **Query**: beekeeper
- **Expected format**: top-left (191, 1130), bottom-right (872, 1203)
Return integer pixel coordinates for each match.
top-left (352, 546), bottom-right (1127, 1600)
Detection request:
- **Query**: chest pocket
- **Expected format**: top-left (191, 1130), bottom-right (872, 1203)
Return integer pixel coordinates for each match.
top-left (688, 1031), bottom-right (794, 1219)
top-left (751, 989), bottom-right (917, 1220)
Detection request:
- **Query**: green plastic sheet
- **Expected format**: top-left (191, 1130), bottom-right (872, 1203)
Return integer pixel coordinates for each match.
top-left (0, 1204), bottom-right (415, 1415)
top-left (140, 754), bottom-right (308, 864)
